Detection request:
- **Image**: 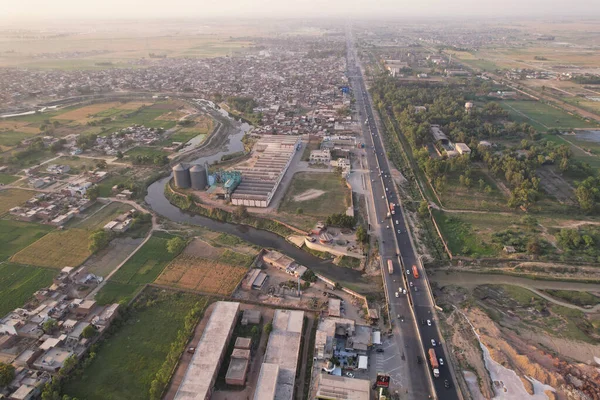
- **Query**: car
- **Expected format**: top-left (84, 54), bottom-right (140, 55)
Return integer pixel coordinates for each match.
top-left (397, 230), bottom-right (401, 234)
top-left (376, 348), bottom-right (384, 353)
top-left (414, 287), bottom-right (418, 292)
top-left (395, 220), bottom-right (399, 224)
top-left (406, 269), bottom-right (410, 275)
top-left (402, 289), bottom-right (406, 294)
top-left (187, 347), bottom-right (196, 354)
top-left (444, 379), bottom-right (451, 389)
top-left (385, 187), bottom-right (388, 191)
top-left (381, 196), bottom-right (385, 199)
top-left (345, 372), bottom-right (354, 378)
top-left (431, 339), bottom-right (436, 347)
top-left (427, 319), bottom-right (432, 326)
top-left (417, 356), bottom-right (422, 364)
top-left (409, 281), bottom-right (413, 287)
top-left (395, 292), bottom-right (399, 298)
top-left (386, 225), bottom-right (390, 229)
top-left (439, 358), bottom-right (444, 366)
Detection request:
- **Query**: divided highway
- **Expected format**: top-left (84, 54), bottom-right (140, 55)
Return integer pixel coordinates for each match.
top-left (347, 32), bottom-right (460, 400)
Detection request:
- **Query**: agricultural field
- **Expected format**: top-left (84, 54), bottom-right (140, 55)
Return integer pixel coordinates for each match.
top-left (0, 173), bottom-right (20, 184)
top-left (70, 201), bottom-right (132, 231)
top-left (125, 146), bottom-right (168, 160)
top-left (51, 156), bottom-right (113, 174)
top-left (278, 172), bottom-right (351, 217)
top-left (11, 228), bottom-right (91, 268)
top-left (0, 263), bottom-right (56, 317)
top-left (95, 233), bottom-right (181, 304)
top-left (65, 288), bottom-right (209, 400)
top-left (51, 101), bottom-right (149, 124)
top-left (499, 100), bottom-right (599, 131)
top-left (0, 220), bottom-right (53, 260)
top-left (155, 254), bottom-right (249, 295)
top-left (0, 189), bottom-right (36, 215)
top-left (158, 114), bottom-right (214, 146)
top-left (438, 168), bottom-right (509, 212)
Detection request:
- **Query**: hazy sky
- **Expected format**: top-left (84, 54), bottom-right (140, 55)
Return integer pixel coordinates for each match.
top-left (2, 0), bottom-right (599, 20)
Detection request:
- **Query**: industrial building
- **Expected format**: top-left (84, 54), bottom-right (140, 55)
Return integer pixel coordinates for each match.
top-left (174, 301), bottom-right (240, 400)
top-left (231, 136), bottom-right (299, 208)
top-left (262, 250), bottom-right (307, 277)
top-left (315, 317), bottom-right (372, 360)
top-left (315, 373), bottom-right (371, 400)
top-left (172, 163), bottom-right (208, 190)
top-left (253, 309), bottom-right (304, 400)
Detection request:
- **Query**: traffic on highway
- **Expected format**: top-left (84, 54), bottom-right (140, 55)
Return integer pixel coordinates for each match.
top-left (347, 31), bottom-right (460, 400)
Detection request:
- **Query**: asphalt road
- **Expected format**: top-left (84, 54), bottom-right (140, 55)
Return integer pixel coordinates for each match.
top-left (346, 33), bottom-right (460, 400)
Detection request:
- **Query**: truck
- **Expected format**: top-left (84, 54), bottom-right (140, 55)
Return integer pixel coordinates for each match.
top-left (387, 260), bottom-right (393, 274)
top-left (389, 203), bottom-right (395, 215)
top-left (412, 265), bottom-right (419, 279)
top-left (428, 348), bottom-right (440, 378)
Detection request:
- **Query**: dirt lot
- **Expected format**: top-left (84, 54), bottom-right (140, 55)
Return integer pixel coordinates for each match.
top-left (182, 238), bottom-right (224, 259)
top-left (52, 101), bottom-right (149, 123)
top-left (79, 236), bottom-right (144, 277)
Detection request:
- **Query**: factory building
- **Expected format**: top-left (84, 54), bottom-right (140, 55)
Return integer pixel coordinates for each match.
top-left (174, 301), bottom-right (240, 400)
top-left (231, 136), bottom-right (299, 208)
top-left (253, 309), bottom-right (304, 400)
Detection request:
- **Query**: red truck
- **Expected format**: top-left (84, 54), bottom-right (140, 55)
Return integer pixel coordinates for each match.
top-left (428, 348), bottom-right (440, 377)
top-left (389, 202), bottom-right (395, 215)
top-left (412, 265), bottom-right (419, 279)
top-left (387, 259), bottom-right (393, 274)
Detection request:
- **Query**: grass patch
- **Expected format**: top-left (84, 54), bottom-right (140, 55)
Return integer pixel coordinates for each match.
top-left (337, 255), bottom-right (362, 269)
top-left (65, 288), bottom-right (209, 400)
top-left (0, 173), bottom-right (20, 184)
top-left (500, 100), bottom-right (599, 131)
top-left (0, 263), bottom-right (56, 316)
top-left (279, 172), bottom-right (350, 217)
top-left (0, 189), bottom-right (36, 215)
top-left (0, 220), bottom-right (53, 260)
top-left (431, 209), bottom-right (498, 257)
top-left (439, 169), bottom-right (509, 211)
top-left (11, 228), bottom-right (91, 268)
top-left (95, 233), bottom-right (180, 304)
top-left (125, 146), bottom-right (168, 160)
top-left (71, 202), bottom-right (132, 231)
top-left (543, 290), bottom-right (600, 307)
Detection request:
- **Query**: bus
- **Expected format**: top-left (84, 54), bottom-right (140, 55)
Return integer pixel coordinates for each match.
top-left (412, 265), bottom-right (419, 279)
top-left (387, 260), bottom-right (393, 274)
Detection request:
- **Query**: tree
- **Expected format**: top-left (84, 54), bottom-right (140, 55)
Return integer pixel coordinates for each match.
top-left (89, 230), bottom-right (112, 253)
top-left (42, 319), bottom-right (58, 334)
top-left (96, 160), bottom-right (108, 170)
top-left (81, 324), bottom-right (97, 339)
top-left (296, 208), bottom-right (303, 215)
top-left (575, 177), bottom-right (600, 213)
top-left (0, 362), bottom-right (15, 387)
top-left (167, 236), bottom-right (186, 254)
top-left (418, 200), bottom-right (429, 216)
top-left (263, 322), bottom-right (273, 335)
top-left (233, 205), bottom-right (248, 220)
top-left (86, 185), bottom-right (100, 201)
top-left (527, 238), bottom-right (541, 256)
top-left (116, 151), bottom-right (123, 159)
top-left (356, 225), bottom-right (368, 244)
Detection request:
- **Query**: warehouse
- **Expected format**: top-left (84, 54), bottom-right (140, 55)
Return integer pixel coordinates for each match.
top-left (231, 136), bottom-right (300, 208)
top-left (315, 373), bottom-right (370, 400)
top-left (174, 301), bottom-right (240, 400)
top-left (253, 309), bottom-right (304, 400)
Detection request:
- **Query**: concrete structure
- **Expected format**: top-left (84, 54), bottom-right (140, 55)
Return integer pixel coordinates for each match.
top-left (455, 143), bottom-right (471, 155)
top-left (253, 309), bottom-right (304, 400)
top-left (315, 317), bottom-right (372, 360)
top-left (315, 373), bottom-right (370, 400)
top-left (231, 135), bottom-right (299, 208)
top-left (262, 250), bottom-right (307, 277)
top-left (430, 125), bottom-right (449, 145)
top-left (225, 357), bottom-right (249, 386)
top-left (173, 163), bottom-right (191, 189)
top-left (190, 164), bottom-right (208, 190)
top-left (241, 309), bottom-right (261, 325)
top-left (328, 299), bottom-right (341, 317)
top-left (175, 301), bottom-right (240, 400)
top-left (309, 149), bottom-right (331, 164)
top-left (32, 347), bottom-right (73, 372)
top-left (235, 337), bottom-right (252, 350)
top-left (242, 269), bottom-right (268, 291)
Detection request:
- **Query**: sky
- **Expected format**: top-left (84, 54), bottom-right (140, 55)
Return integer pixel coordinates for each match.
top-left (1, 0), bottom-right (599, 20)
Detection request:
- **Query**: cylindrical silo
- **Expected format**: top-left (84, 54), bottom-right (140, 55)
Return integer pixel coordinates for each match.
top-left (172, 163), bottom-right (191, 188)
top-left (190, 164), bottom-right (207, 190)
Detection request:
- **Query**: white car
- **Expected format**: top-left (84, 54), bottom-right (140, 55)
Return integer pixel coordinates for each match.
top-left (399, 287), bottom-right (403, 293)
top-left (406, 270), bottom-right (410, 275)
top-left (427, 319), bottom-right (432, 326)
top-left (395, 292), bottom-right (399, 298)
top-left (386, 225), bottom-right (390, 229)
top-left (397, 230), bottom-right (401, 234)
top-left (395, 220), bottom-right (399, 224)
top-left (402, 289), bottom-right (407, 295)
top-left (431, 339), bottom-right (437, 347)
top-left (439, 358), bottom-right (444, 366)
top-left (409, 281), bottom-right (413, 287)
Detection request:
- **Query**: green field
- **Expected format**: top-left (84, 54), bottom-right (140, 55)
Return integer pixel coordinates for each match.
top-left (125, 146), bottom-right (168, 160)
top-left (70, 202), bottom-right (132, 231)
top-left (500, 100), bottom-right (599, 131)
top-left (0, 189), bottom-right (35, 215)
top-left (0, 130), bottom-right (39, 147)
top-left (65, 288), bottom-right (209, 400)
top-left (95, 233), bottom-right (181, 304)
top-left (11, 228), bottom-right (91, 269)
top-left (0, 263), bottom-right (56, 317)
top-left (278, 172), bottom-right (351, 217)
top-left (0, 220), bottom-right (53, 260)
top-left (439, 169), bottom-right (509, 212)
top-left (0, 173), bottom-right (19, 184)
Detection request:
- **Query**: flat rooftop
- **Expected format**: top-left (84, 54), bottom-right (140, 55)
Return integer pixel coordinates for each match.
top-left (253, 363), bottom-right (279, 400)
top-left (225, 357), bottom-right (249, 382)
top-left (174, 301), bottom-right (240, 400)
top-left (315, 373), bottom-right (371, 400)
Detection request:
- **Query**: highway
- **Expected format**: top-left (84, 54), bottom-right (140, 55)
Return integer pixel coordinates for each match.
top-left (346, 31), bottom-right (460, 400)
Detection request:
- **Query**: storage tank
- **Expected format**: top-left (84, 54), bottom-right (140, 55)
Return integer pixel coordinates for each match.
top-left (189, 164), bottom-right (207, 190)
top-left (172, 163), bottom-right (191, 188)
